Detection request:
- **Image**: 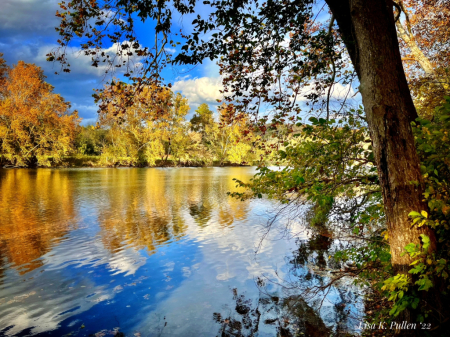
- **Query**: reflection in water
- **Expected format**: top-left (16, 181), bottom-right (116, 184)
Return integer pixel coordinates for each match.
top-left (0, 168), bottom-right (360, 336)
top-left (213, 289), bottom-right (331, 337)
top-left (0, 169), bottom-right (77, 275)
top-left (96, 169), bottom-right (175, 254)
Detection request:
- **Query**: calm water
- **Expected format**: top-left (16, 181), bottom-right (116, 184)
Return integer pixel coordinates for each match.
top-left (0, 168), bottom-right (361, 336)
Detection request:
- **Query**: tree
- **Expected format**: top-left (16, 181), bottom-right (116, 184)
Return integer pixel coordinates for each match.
top-left (74, 125), bottom-right (107, 156)
top-left (0, 53), bottom-right (8, 97)
top-left (319, 0), bottom-right (437, 274)
top-left (160, 92), bottom-right (190, 162)
top-left (209, 103), bottom-right (256, 165)
top-left (394, 0), bottom-right (450, 117)
top-left (190, 103), bottom-right (214, 134)
top-left (97, 81), bottom-right (191, 165)
top-left (0, 59), bottom-right (79, 167)
top-left (51, 0), bottom-right (443, 323)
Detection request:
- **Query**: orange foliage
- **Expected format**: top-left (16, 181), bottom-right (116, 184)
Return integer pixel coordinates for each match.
top-left (401, 0), bottom-right (449, 75)
top-left (0, 53), bottom-right (7, 95)
top-left (397, 0), bottom-right (450, 116)
top-left (0, 59), bottom-right (80, 167)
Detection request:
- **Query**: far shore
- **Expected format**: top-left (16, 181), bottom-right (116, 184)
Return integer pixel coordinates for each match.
top-left (1, 156), bottom-right (262, 169)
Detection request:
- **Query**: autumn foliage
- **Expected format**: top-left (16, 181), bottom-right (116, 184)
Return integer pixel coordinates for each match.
top-left (397, 0), bottom-right (450, 116)
top-left (92, 81), bottom-right (260, 167)
top-left (0, 56), bottom-right (80, 167)
top-left (97, 82), bottom-right (188, 166)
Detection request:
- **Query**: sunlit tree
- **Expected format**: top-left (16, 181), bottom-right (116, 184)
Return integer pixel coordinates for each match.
top-left (97, 81), bottom-right (191, 165)
top-left (0, 59), bottom-right (79, 167)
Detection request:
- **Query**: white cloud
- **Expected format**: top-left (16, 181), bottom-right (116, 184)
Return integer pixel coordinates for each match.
top-left (34, 42), bottom-right (144, 77)
top-left (165, 47), bottom-right (177, 54)
top-left (328, 82), bottom-right (356, 100)
top-left (172, 76), bottom-right (223, 107)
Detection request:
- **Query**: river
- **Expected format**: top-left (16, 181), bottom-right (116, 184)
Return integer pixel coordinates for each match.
top-left (0, 168), bottom-right (362, 336)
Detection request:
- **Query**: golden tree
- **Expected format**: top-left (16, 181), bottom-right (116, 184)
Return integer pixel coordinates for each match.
top-left (97, 81), bottom-right (190, 166)
top-left (209, 103), bottom-right (258, 165)
top-left (0, 59), bottom-right (80, 167)
top-left (396, 0), bottom-right (450, 116)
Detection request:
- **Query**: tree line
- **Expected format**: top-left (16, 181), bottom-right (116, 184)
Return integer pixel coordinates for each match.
top-left (0, 55), bottom-right (275, 168)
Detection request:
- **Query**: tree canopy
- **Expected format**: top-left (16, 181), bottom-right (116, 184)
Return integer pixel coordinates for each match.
top-left (0, 57), bottom-right (80, 167)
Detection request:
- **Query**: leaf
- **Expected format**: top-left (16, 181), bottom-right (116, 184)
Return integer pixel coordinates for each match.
top-left (409, 211), bottom-right (421, 217)
top-left (416, 277), bottom-right (433, 291)
top-left (404, 243), bottom-right (417, 253)
top-left (421, 210), bottom-right (428, 218)
top-left (420, 234), bottom-right (431, 250)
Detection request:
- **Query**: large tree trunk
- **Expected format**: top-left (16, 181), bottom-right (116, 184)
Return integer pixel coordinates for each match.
top-left (324, 0), bottom-right (436, 272)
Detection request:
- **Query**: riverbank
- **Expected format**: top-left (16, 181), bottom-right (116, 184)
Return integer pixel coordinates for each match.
top-left (1, 155), bottom-right (260, 168)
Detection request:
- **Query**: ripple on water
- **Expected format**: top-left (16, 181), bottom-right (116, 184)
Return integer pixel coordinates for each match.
top-left (0, 168), bottom-right (362, 336)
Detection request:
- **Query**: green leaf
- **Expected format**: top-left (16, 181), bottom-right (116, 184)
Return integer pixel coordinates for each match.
top-left (420, 234), bottom-right (430, 250)
top-left (416, 277), bottom-right (433, 291)
top-left (408, 211), bottom-right (421, 218)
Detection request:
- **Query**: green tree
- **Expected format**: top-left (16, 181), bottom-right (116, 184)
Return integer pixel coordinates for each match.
top-left (190, 103), bottom-right (214, 134)
top-left (74, 125), bottom-right (107, 156)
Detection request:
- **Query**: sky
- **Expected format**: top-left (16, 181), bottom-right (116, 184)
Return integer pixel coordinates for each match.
top-left (0, 0), bottom-right (223, 125)
top-left (0, 0), bottom-right (360, 126)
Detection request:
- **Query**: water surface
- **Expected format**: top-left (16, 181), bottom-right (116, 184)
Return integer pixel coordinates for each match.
top-left (0, 168), bottom-right (360, 336)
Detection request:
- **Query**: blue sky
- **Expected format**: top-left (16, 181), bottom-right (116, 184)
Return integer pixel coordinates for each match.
top-left (0, 0), bottom-right (360, 125)
top-left (0, 0), bottom-right (223, 125)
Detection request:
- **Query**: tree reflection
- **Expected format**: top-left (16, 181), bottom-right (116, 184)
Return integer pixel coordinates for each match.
top-left (96, 169), bottom-right (175, 254)
top-left (213, 288), bottom-right (331, 337)
top-left (0, 167), bottom-right (256, 283)
top-left (95, 168), bottom-right (254, 255)
top-left (0, 169), bottom-right (77, 275)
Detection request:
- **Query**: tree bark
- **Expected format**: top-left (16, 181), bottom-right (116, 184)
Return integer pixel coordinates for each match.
top-left (324, 0), bottom-right (436, 272)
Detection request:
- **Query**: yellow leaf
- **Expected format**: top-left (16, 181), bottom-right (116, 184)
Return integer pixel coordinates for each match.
top-left (421, 210), bottom-right (428, 218)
